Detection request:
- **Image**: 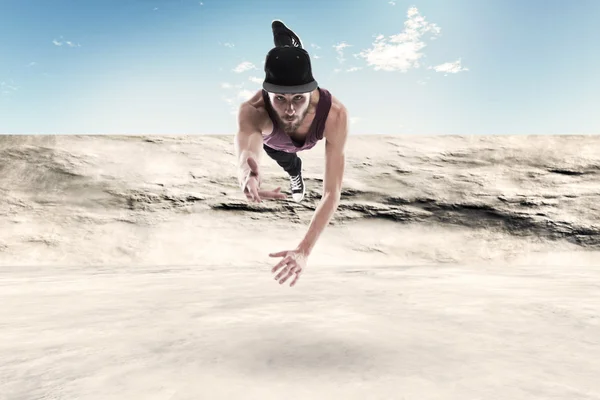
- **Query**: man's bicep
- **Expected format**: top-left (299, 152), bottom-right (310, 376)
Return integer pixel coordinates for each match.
top-left (235, 104), bottom-right (263, 157)
top-left (323, 108), bottom-right (348, 196)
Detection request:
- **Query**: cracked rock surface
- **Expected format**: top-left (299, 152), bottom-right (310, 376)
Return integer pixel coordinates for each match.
top-left (1, 134), bottom-right (599, 267)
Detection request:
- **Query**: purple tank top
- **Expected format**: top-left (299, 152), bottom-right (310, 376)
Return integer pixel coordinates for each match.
top-left (261, 87), bottom-right (332, 153)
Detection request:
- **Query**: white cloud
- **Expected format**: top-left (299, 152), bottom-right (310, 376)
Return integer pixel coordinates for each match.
top-left (237, 90), bottom-right (254, 101)
top-left (333, 42), bottom-right (352, 63)
top-left (220, 83), bottom-right (257, 113)
top-left (350, 117), bottom-right (361, 125)
top-left (333, 68), bottom-right (341, 73)
top-left (314, 55), bottom-right (321, 59)
top-left (346, 66), bottom-right (362, 72)
top-left (221, 87), bottom-right (255, 116)
top-left (248, 76), bottom-right (263, 84)
top-left (221, 42), bottom-right (234, 48)
top-left (232, 61), bottom-right (256, 73)
top-left (52, 37), bottom-right (81, 47)
top-left (357, 7), bottom-right (441, 72)
top-left (428, 58), bottom-right (469, 74)
top-left (0, 80), bottom-right (18, 96)
top-left (389, 1), bottom-right (396, 5)
top-left (311, 43), bottom-right (321, 50)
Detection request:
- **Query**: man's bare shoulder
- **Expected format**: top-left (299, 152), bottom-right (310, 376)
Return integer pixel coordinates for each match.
top-left (323, 94), bottom-right (348, 139)
top-left (238, 90), bottom-right (270, 131)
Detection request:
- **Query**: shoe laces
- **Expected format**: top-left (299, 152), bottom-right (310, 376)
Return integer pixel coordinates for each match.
top-left (290, 175), bottom-right (303, 190)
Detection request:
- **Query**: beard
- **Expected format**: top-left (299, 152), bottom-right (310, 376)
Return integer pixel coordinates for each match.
top-left (277, 108), bottom-right (308, 134)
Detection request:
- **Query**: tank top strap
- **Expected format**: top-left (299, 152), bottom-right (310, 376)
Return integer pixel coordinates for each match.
top-left (311, 88), bottom-right (332, 140)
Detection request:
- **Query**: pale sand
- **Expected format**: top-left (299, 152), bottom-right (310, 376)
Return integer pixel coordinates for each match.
top-left (0, 134), bottom-right (599, 399)
top-left (1, 263), bottom-right (599, 399)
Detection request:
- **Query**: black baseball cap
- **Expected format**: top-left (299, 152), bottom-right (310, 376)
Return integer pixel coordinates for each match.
top-left (263, 46), bottom-right (318, 94)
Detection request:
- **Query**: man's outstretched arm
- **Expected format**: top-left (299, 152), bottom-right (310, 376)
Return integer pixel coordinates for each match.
top-left (234, 103), bottom-right (264, 190)
top-left (235, 102), bottom-right (286, 202)
top-left (296, 106), bottom-right (348, 256)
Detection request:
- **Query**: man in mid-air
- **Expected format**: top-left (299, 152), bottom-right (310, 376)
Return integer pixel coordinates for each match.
top-left (234, 20), bottom-right (349, 287)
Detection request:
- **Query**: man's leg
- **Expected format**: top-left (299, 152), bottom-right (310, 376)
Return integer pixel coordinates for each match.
top-left (263, 144), bottom-right (302, 176)
top-left (263, 144), bottom-right (305, 202)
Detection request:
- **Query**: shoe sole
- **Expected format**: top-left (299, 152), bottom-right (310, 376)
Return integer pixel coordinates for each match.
top-left (271, 19), bottom-right (303, 48)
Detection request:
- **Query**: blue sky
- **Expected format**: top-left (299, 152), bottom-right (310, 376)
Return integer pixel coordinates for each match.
top-left (1, 0), bottom-right (599, 135)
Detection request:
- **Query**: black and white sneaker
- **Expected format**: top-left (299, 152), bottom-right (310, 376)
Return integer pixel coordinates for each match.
top-left (272, 20), bottom-right (303, 48)
top-left (289, 173), bottom-right (305, 202)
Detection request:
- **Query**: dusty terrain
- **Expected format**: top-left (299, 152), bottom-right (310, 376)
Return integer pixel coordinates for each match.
top-left (1, 134), bottom-right (599, 399)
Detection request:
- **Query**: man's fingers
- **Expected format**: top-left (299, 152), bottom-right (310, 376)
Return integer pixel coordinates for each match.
top-left (250, 185), bottom-right (261, 203)
top-left (269, 187), bottom-right (287, 198)
top-left (282, 267), bottom-right (299, 284)
top-left (244, 180), bottom-right (287, 202)
top-left (279, 267), bottom-right (300, 285)
top-left (279, 271), bottom-right (292, 284)
top-left (290, 273), bottom-right (300, 287)
top-left (260, 187), bottom-right (287, 199)
top-left (272, 256), bottom-right (291, 272)
top-left (261, 187), bottom-right (282, 196)
top-left (269, 250), bottom-right (288, 258)
top-left (274, 267), bottom-right (286, 280)
top-left (273, 258), bottom-right (290, 271)
top-left (244, 177), bottom-right (262, 203)
top-left (275, 265), bottom-right (294, 281)
top-left (246, 189), bottom-right (285, 202)
top-left (258, 190), bottom-right (287, 199)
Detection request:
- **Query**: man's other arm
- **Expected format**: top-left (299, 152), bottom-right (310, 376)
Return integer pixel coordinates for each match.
top-left (296, 105), bottom-right (349, 256)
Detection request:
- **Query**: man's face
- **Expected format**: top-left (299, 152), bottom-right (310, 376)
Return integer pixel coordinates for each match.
top-left (267, 92), bottom-right (311, 134)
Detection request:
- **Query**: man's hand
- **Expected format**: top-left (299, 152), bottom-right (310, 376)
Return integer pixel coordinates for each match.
top-left (242, 156), bottom-right (287, 203)
top-left (269, 249), bottom-right (308, 287)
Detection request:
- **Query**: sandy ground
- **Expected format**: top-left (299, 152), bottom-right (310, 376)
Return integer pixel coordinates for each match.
top-left (1, 134), bottom-right (599, 399)
top-left (2, 263), bottom-right (599, 400)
